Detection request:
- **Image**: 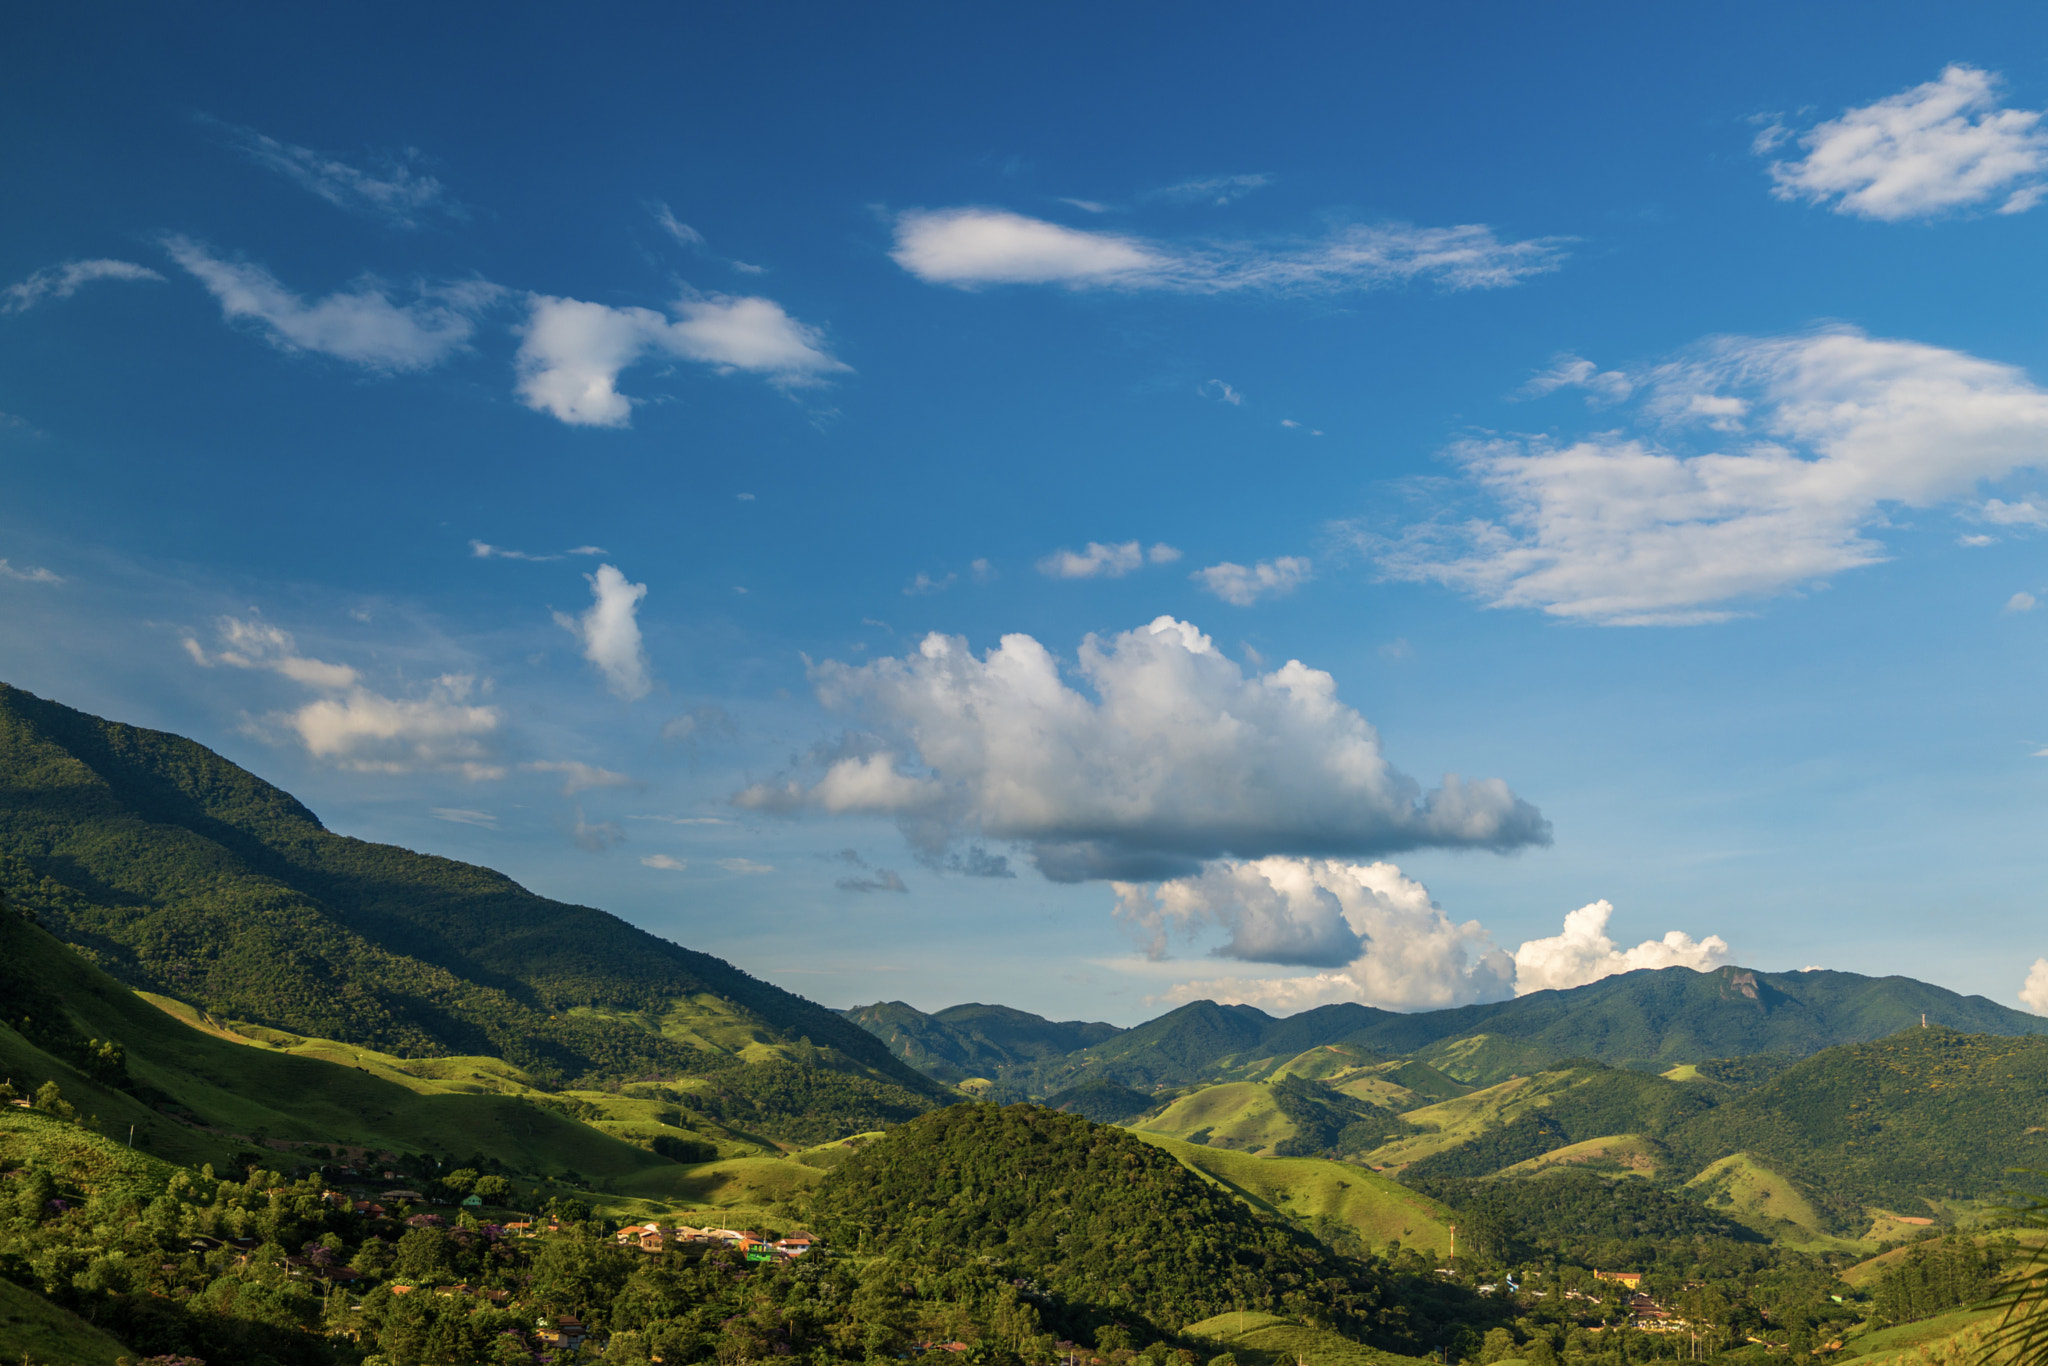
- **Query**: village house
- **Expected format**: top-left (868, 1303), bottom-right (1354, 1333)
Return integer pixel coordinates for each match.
top-left (537, 1313), bottom-right (587, 1350)
top-left (1595, 1270), bottom-right (1645, 1291)
top-left (616, 1222), bottom-right (666, 1252)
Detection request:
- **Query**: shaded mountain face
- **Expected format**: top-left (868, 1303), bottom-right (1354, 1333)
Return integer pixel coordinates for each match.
top-left (0, 682), bottom-right (942, 1097)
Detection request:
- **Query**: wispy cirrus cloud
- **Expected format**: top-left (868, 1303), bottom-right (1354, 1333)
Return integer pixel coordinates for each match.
top-left (3, 259), bottom-right (164, 315)
top-left (1368, 326), bottom-right (2048, 625)
top-left (649, 202), bottom-right (767, 274)
top-left (165, 236), bottom-right (497, 372)
top-left (890, 206), bottom-right (1568, 293)
top-left (213, 120), bottom-right (465, 228)
top-left (523, 759), bottom-right (637, 795)
top-left (514, 291), bottom-right (848, 426)
top-left (1148, 173), bottom-right (1273, 206)
top-left (1757, 65), bottom-right (2048, 220)
top-left (0, 559), bottom-right (63, 584)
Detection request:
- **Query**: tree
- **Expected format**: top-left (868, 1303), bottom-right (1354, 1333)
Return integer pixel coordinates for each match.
top-left (32, 1080), bottom-right (76, 1121)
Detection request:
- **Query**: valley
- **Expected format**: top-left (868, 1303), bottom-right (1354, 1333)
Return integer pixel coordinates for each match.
top-left (3, 687), bottom-right (2046, 1366)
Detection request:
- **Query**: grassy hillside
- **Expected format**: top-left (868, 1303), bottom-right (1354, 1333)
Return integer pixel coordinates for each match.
top-left (1133, 1080), bottom-right (1298, 1154)
top-left (1683, 1152), bottom-right (1846, 1249)
top-left (1356, 1062), bottom-right (1713, 1177)
top-left (0, 1277), bottom-right (133, 1366)
top-left (1134, 1132), bottom-right (1455, 1255)
top-left (1183, 1309), bottom-right (1428, 1366)
top-left (0, 906), bottom-right (700, 1181)
top-left (1495, 1132), bottom-right (1661, 1179)
top-left (0, 681), bottom-right (939, 1104)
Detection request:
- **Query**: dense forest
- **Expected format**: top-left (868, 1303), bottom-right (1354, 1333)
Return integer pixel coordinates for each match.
top-left (808, 1104), bottom-right (1400, 1344)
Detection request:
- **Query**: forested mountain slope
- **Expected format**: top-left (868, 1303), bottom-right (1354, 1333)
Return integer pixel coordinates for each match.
top-left (837, 1000), bottom-right (1120, 1083)
top-left (0, 682), bottom-right (940, 1097)
top-left (853, 966), bottom-right (2048, 1095)
top-left (1664, 1026), bottom-right (2048, 1229)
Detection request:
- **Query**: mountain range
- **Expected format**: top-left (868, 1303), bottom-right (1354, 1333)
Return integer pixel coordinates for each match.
top-left (847, 961), bottom-right (2048, 1094)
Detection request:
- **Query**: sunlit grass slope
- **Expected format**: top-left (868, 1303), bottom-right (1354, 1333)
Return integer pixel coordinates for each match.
top-left (1182, 1309), bottom-right (1429, 1366)
top-left (1684, 1153), bottom-right (1854, 1250)
top-left (1133, 1132), bottom-right (1454, 1255)
top-left (1, 911), bottom-right (679, 1181)
top-left (1131, 1081), bottom-right (1296, 1154)
top-left (1498, 1133), bottom-right (1661, 1179)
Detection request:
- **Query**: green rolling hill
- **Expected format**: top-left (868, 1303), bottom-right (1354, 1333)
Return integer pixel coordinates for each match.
top-left (0, 905), bottom-right (688, 1181)
top-left (0, 682), bottom-right (947, 1125)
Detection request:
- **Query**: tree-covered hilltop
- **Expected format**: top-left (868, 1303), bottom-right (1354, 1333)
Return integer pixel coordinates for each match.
top-left (809, 1103), bottom-right (1399, 1342)
top-left (839, 1002), bottom-right (1124, 1085)
top-left (1663, 1027), bottom-right (2048, 1227)
top-left (0, 682), bottom-right (942, 1103)
top-left (1408, 1170), bottom-right (1764, 1267)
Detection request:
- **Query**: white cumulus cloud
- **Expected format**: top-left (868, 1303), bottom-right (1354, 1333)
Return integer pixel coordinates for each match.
top-left (1138, 859), bottom-right (1513, 1008)
top-left (2006, 591), bottom-right (2038, 614)
top-left (553, 564), bottom-right (653, 701)
top-left (1150, 860), bottom-right (1726, 1013)
top-left (166, 236), bottom-right (491, 371)
top-left (1760, 65), bottom-right (2048, 220)
top-left (3, 259), bottom-right (164, 314)
top-left (185, 616), bottom-right (502, 777)
top-left (1371, 326), bottom-right (2048, 625)
top-left (891, 207), bottom-right (1567, 294)
top-left (1510, 899), bottom-right (1729, 995)
top-left (1194, 557), bottom-right (1313, 606)
top-left (641, 854), bottom-right (688, 871)
top-left (733, 616), bottom-right (1549, 882)
top-left (2022, 958), bottom-right (2048, 1014)
top-left (514, 292), bottom-right (848, 427)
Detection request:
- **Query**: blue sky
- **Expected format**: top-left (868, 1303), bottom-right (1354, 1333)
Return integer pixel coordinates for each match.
top-left (7, 2), bottom-right (2048, 1025)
